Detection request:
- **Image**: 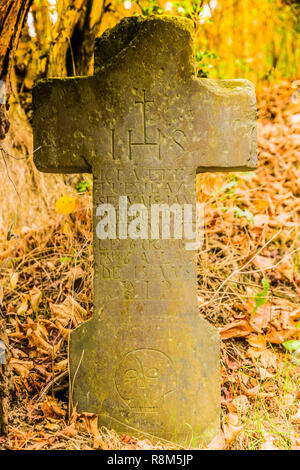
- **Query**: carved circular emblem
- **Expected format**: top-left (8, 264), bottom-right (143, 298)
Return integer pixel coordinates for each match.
top-left (115, 349), bottom-right (177, 412)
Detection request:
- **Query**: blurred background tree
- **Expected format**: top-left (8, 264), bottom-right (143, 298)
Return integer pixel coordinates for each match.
top-left (0, 0), bottom-right (299, 218)
top-left (0, 1), bottom-right (33, 141)
top-left (0, 0), bottom-right (33, 81)
top-left (1, 2), bottom-right (298, 106)
top-left (4, 0), bottom-right (299, 135)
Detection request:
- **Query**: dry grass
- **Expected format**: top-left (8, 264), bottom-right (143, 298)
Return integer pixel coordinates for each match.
top-left (0, 81), bottom-right (299, 450)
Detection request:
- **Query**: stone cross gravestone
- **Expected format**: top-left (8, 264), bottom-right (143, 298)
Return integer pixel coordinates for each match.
top-left (33, 16), bottom-right (257, 446)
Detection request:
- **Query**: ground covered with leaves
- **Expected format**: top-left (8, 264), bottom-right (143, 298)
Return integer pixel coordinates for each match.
top-left (0, 82), bottom-right (299, 450)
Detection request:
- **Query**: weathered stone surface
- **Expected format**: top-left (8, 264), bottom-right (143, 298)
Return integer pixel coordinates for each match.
top-left (33, 16), bottom-right (257, 446)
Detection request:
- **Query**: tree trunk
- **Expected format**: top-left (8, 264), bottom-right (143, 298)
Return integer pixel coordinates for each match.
top-left (46, 0), bottom-right (86, 77)
top-left (0, 0), bottom-right (33, 141)
top-left (0, 1), bottom-right (32, 433)
top-left (0, 0), bottom-right (33, 79)
top-left (68, 0), bottom-right (105, 76)
top-left (0, 320), bottom-right (12, 436)
top-left (47, 0), bottom-right (105, 78)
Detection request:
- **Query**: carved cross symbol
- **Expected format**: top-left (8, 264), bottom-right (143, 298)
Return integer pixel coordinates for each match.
top-left (131, 89), bottom-right (154, 143)
top-left (33, 16), bottom-right (257, 446)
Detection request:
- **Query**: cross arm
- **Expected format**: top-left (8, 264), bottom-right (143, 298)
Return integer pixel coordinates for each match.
top-left (33, 77), bottom-right (93, 174)
top-left (190, 78), bottom-right (257, 173)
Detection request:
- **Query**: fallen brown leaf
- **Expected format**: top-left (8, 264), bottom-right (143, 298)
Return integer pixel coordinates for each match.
top-left (11, 358), bottom-right (33, 378)
top-left (29, 286), bottom-right (42, 312)
top-left (207, 432), bottom-right (226, 450)
top-left (223, 413), bottom-right (244, 444)
top-left (80, 413), bottom-right (108, 450)
top-left (49, 295), bottom-right (86, 328)
top-left (220, 320), bottom-right (253, 340)
top-left (10, 272), bottom-right (19, 290)
top-left (59, 423), bottom-right (78, 438)
top-left (251, 301), bottom-right (272, 329)
top-left (42, 396), bottom-right (66, 419)
top-left (260, 434), bottom-right (280, 450)
top-left (291, 409), bottom-right (300, 424)
top-left (239, 382), bottom-right (259, 397)
top-left (247, 333), bottom-right (267, 351)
